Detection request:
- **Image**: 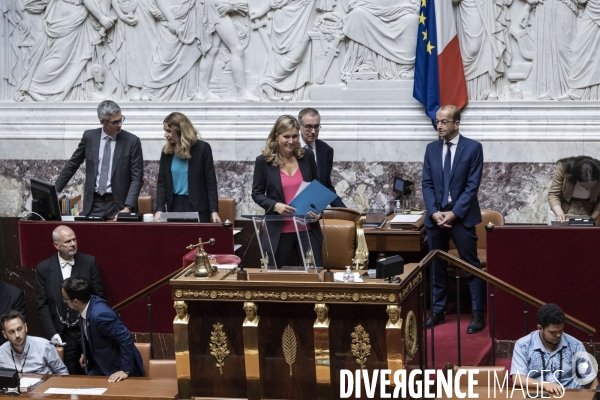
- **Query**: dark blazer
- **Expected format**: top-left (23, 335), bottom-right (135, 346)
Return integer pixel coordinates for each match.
top-left (251, 149), bottom-right (323, 253)
top-left (81, 295), bottom-right (144, 377)
top-left (55, 128), bottom-right (144, 215)
top-left (35, 253), bottom-right (105, 339)
top-left (422, 134), bottom-right (483, 228)
top-left (314, 139), bottom-right (346, 207)
top-left (0, 281), bottom-right (26, 346)
top-left (155, 141), bottom-right (219, 214)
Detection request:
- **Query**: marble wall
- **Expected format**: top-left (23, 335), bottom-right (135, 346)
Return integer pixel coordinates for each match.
top-left (0, 158), bottom-right (555, 223)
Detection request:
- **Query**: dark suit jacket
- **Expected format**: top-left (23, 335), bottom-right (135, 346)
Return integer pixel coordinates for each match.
top-left (314, 139), bottom-right (346, 208)
top-left (422, 134), bottom-right (483, 228)
top-left (0, 281), bottom-right (26, 346)
top-left (35, 253), bottom-right (105, 339)
top-left (156, 141), bottom-right (219, 214)
top-left (251, 149), bottom-right (323, 253)
top-left (55, 128), bottom-right (144, 215)
top-left (81, 295), bottom-right (144, 377)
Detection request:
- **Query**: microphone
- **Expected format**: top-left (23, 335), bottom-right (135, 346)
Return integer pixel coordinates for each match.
top-left (238, 203), bottom-right (275, 279)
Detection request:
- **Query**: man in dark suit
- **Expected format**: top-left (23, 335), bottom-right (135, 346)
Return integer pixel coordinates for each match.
top-left (298, 108), bottom-right (346, 207)
top-left (421, 105), bottom-right (486, 334)
top-left (35, 225), bottom-right (104, 374)
top-left (55, 100), bottom-right (144, 220)
top-left (62, 277), bottom-right (144, 382)
top-left (0, 281), bottom-right (26, 346)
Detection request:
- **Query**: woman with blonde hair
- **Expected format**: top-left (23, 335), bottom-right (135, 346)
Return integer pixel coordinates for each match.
top-left (154, 112), bottom-right (221, 222)
top-left (251, 115), bottom-right (322, 268)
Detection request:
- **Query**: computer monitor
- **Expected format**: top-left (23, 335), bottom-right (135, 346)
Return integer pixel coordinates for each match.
top-left (30, 178), bottom-right (62, 221)
top-left (392, 176), bottom-right (413, 197)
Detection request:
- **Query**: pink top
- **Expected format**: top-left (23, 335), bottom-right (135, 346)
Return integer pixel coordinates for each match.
top-left (280, 169), bottom-right (310, 233)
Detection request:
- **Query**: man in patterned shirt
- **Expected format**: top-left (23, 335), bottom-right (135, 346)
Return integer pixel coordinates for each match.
top-left (511, 303), bottom-right (598, 396)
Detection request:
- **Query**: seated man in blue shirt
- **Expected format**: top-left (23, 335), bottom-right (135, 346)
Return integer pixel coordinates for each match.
top-left (511, 303), bottom-right (598, 396)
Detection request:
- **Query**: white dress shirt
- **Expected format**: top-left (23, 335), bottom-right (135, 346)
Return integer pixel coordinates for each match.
top-left (58, 254), bottom-right (74, 280)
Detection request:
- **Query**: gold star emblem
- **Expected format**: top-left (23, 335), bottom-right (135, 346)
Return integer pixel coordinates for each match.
top-left (426, 41), bottom-right (435, 54)
top-left (419, 12), bottom-right (426, 25)
top-left (421, 0), bottom-right (426, 6)
top-left (422, 30), bottom-right (428, 41)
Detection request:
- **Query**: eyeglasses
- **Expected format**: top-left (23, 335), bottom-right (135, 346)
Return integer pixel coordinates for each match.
top-left (300, 122), bottom-right (321, 131)
top-left (434, 119), bottom-right (455, 126)
top-left (103, 116), bottom-right (125, 126)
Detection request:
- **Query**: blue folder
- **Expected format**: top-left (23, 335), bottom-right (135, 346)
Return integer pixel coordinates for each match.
top-left (289, 179), bottom-right (338, 215)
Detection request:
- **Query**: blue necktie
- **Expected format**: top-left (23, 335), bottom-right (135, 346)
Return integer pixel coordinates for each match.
top-left (441, 142), bottom-right (453, 208)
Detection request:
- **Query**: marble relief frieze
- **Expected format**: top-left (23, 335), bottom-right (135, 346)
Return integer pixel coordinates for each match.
top-left (3, 0), bottom-right (600, 102)
top-left (0, 159), bottom-right (554, 223)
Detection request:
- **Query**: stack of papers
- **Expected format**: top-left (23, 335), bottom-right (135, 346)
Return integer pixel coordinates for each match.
top-left (389, 214), bottom-right (422, 223)
top-left (45, 388), bottom-right (107, 395)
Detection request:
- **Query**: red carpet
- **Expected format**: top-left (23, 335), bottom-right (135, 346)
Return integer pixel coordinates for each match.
top-left (425, 314), bottom-right (493, 370)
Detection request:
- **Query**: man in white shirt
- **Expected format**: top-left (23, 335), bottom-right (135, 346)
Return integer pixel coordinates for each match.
top-left (0, 310), bottom-right (68, 375)
top-left (35, 225), bottom-right (104, 374)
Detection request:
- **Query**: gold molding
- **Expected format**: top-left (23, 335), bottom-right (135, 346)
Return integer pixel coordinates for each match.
top-left (398, 272), bottom-right (422, 302)
top-left (313, 304), bottom-right (331, 399)
top-left (352, 214), bottom-right (369, 270)
top-left (351, 325), bottom-right (371, 370)
top-left (209, 322), bottom-right (230, 375)
top-left (404, 311), bottom-right (418, 362)
top-left (385, 305), bottom-right (404, 382)
top-left (282, 325), bottom-right (297, 377)
top-left (242, 303), bottom-right (262, 400)
top-left (178, 289), bottom-right (396, 304)
top-left (173, 301), bottom-right (191, 400)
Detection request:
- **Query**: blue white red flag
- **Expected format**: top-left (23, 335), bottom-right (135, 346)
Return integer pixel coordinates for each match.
top-left (413, 0), bottom-right (468, 119)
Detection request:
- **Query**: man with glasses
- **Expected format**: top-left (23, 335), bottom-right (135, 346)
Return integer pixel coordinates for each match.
top-left (55, 100), bottom-right (144, 220)
top-left (35, 225), bottom-right (104, 374)
top-left (422, 105), bottom-right (487, 334)
top-left (298, 108), bottom-right (346, 207)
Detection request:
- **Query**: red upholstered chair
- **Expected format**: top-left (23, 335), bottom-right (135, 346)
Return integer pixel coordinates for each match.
top-left (149, 360), bottom-right (177, 379)
top-left (320, 208), bottom-right (369, 270)
top-left (449, 209), bottom-right (504, 269)
top-left (134, 343), bottom-right (151, 377)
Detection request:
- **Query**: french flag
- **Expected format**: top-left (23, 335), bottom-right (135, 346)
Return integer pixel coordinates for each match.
top-left (413, 0), bottom-right (468, 120)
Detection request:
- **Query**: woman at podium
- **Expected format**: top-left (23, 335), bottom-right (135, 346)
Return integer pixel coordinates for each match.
top-left (154, 112), bottom-right (221, 223)
top-left (251, 115), bottom-right (323, 268)
top-left (548, 155), bottom-right (600, 222)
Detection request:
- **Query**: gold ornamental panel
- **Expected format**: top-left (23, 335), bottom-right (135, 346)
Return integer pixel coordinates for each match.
top-left (209, 322), bottom-right (230, 375)
top-left (282, 325), bottom-right (297, 377)
top-left (351, 325), bottom-right (371, 370)
top-left (178, 289), bottom-right (397, 304)
top-left (404, 311), bottom-right (418, 362)
top-left (397, 272), bottom-right (422, 302)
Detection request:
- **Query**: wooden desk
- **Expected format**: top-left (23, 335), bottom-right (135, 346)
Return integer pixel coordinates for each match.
top-left (1, 375), bottom-right (177, 399)
top-left (170, 263), bottom-right (424, 400)
top-left (437, 386), bottom-right (594, 399)
top-left (364, 215), bottom-right (426, 253)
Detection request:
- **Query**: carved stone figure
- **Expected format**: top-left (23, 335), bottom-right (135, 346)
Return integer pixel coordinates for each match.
top-left (340, 0), bottom-right (419, 82)
top-left (386, 304), bottom-right (401, 327)
top-left (453, 0), bottom-right (512, 100)
top-left (314, 303), bottom-right (329, 324)
top-left (112, 0), bottom-right (158, 101)
top-left (15, 0), bottom-right (116, 101)
top-left (251, 0), bottom-right (315, 101)
top-left (173, 300), bottom-right (189, 323)
top-left (562, 0), bottom-right (600, 100)
top-left (141, 0), bottom-right (203, 101)
top-left (243, 302), bottom-right (258, 322)
top-left (519, 0), bottom-right (580, 100)
top-left (196, 0), bottom-right (260, 101)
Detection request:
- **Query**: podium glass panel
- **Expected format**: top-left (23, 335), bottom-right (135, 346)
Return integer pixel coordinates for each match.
top-left (243, 215), bottom-right (319, 272)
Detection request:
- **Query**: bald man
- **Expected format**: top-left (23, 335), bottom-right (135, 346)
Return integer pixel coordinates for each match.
top-left (35, 225), bottom-right (105, 374)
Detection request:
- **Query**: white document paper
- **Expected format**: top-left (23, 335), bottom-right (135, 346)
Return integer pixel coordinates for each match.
top-left (19, 377), bottom-right (42, 387)
top-left (292, 181), bottom-right (310, 201)
top-left (333, 272), bottom-right (364, 283)
top-left (45, 388), bottom-right (76, 394)
top-left (389, 214), bottom-right (421, 223)
top-left (73, 388), bottom-right (108, 395)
